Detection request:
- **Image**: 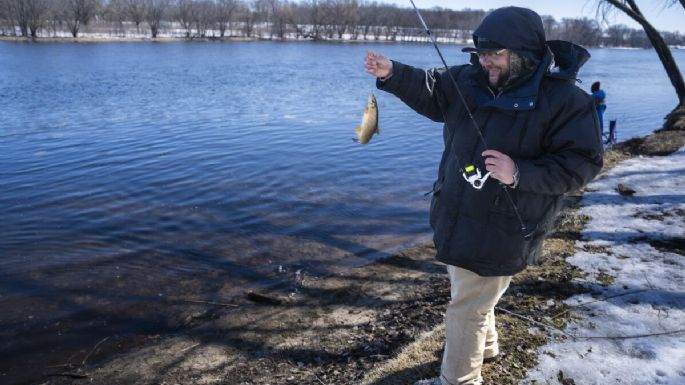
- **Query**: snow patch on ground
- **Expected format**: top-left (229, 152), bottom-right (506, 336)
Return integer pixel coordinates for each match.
top-left (522, 147), bottom-right (685, 385)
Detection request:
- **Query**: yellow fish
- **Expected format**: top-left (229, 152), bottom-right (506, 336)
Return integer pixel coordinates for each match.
top-left (354, 94), bottom-right (379, 144)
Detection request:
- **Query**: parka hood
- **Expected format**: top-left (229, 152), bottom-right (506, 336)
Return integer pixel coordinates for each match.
top-left (546, 40), bottom-right (591, 81)
top-left (463, 6), bottom-right (547, 62)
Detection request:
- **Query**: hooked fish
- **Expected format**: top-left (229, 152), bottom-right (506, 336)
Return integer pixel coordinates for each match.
top-left (354, 94), bottom-right (379, 144)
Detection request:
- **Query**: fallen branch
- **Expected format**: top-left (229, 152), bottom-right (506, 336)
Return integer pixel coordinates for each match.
top-left (496, 306), bottom-right (573, 338)
top-left (47, 372), bottom-right (90, 379)
top-left (45, 337), bottom-right (110, 374)
top-left (246, 292), bottom-right (283, 306)
top-left (497, 306), bottom-right (685, 340)
top-left (82, 336), bottom-right (110, 365)
top-left (177, 299), bottom-right (239, 307)
top-left (577, 329), bottom-right (685, 340)
top-left (180, 342), bottom-right (201, 353)
top-left (550, 289), bottom-right (649, 319)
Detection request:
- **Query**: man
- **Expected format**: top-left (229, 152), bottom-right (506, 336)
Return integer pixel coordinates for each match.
top-left (363, 6), bottom-right (603, 385)
top-left (591, 81), bottom-right (607, 134)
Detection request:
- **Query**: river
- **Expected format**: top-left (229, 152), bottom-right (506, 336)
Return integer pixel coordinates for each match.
top-left (1, 40), bottom-right (683, 384)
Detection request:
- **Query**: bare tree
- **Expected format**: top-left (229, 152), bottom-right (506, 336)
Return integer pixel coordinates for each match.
top-left (330, 0), bottom-right (356, 39)
top-left (541, 15), bottom-right (559, 40)
top-left (662, 30), bottom-right (685, 45)
top-left (195, 0), bottom-right (215, 37)
top-left (305, 0), bottom-right (323, 39)
top-left (175, 0), bottom-right (196, 37)
top-left (274, 0), bottom-right (295, 39)
top-left (627, 28), bottom-right (650, 47)
top-left (357, 1), bottom-right (378, 40)
top-left (103, 0), bottom-right (125, 35)
top-left (216, 0), bottom-right (238, 37)
top-left (0, 0), bottom-right (7, 35)
top-left (62, 0), bottom-right (99, 37)
top-left (558, 17), bottom-right (602, 46)
top-left (44, 0), bottom-right (63, 37)
top-left (236, 0), bottom-right (254, 37)
top-left (145, 0), bottom-right (167, 37)
top-left (260, 0), bottom-right (293, 40)
top-left (289, 1), bottom-right (308, 38)
top-left (123, 0), bottom-right (146, 32)
top-left (252, 0), bottom-right (271, 38)
top-left (7, 0), bottom-right (29, 36)
top-left (377, 5), bottom-right (397, 41)
top-left (598, 0), bottom-right (685, 129)
top-left (318, 0), bottom-right (337, 39)
top-left (604, 23), bottom-right (631, 46)
top-left (24, 0), bottom-right (49, 37)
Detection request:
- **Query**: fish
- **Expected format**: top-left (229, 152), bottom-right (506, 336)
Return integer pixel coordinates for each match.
top-left (354, 94), bottom-right (379, 144)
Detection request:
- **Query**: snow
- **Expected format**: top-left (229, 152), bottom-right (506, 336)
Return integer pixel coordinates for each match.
top-left (522, 147), bottom-right (685, 385)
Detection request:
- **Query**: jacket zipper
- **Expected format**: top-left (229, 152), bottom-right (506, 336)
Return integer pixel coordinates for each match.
top-left (487, 87), bottom-right (504, 99)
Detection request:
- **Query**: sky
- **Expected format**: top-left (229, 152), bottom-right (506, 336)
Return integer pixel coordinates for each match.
top-left (521, 146), bottom-right (685, 384)
top-left (393, 1), bottom-right (684, 34)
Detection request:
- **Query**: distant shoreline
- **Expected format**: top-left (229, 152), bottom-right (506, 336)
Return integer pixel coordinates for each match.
top-left (2, 35), bottom-right (683, 49)
top-left (0, 35), bottom-right (257, 43)
top-left (0, 32), bottom-right (442, 45)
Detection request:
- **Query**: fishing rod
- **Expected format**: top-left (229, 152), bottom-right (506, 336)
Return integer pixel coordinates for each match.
top-left (409, 0), bottom-right (487, 147)
top-left (408, 0), bottom-right (532, 238)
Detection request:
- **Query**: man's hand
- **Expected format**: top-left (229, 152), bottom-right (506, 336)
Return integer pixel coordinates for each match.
top-left (482, 149), bottom-right (517, 186)
top-left (364, 51), bottom-right (393, 79)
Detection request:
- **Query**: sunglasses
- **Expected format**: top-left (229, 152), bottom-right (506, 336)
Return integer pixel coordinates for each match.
top-left (477, 49), bottom-right (507, 60)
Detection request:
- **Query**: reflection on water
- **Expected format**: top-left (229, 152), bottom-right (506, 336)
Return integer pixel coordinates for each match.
top-left (0, 41), bottom-right (682, 384)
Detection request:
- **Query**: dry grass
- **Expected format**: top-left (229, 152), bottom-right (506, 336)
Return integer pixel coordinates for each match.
top-left (360, 325), bottom-right (445, 385)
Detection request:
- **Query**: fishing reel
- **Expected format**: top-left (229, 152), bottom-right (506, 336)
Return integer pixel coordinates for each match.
top-left (462, 164), bottom-right (491, 190)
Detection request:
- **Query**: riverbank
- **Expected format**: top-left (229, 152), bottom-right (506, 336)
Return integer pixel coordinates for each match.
top-left (35, 126), bottom-right (684, 385)
top-left (0, 30), bottom-right (444, 44)
top-left (3, 35), bottom-right (685, 50)
top-left (0, 35), bottom-right (257, 43)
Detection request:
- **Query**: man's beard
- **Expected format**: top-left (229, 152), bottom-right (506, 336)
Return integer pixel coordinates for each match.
top-left (486, 66), bottom-right (510, 88)
top-left (494, 69), bottom-right (510, 88)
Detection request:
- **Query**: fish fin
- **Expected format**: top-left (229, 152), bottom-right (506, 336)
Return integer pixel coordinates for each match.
top-left (355, 126), bottom-right (362, 135)
top-left (352, 138), bottom-right (359, 142)
top-left (375, 126), bottom-right (380, 135)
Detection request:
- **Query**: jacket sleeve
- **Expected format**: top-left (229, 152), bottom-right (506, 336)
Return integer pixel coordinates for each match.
top-left (516, 90), bottom-right (604, 195)
top-left (375, 61), bottom-right (448, 123)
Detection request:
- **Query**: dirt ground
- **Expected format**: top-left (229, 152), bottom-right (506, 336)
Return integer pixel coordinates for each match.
top-left (38, 128), bottom-right (685, 385)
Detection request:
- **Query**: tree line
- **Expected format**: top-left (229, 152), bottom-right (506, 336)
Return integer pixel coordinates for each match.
top-left (1, 0), bottom-right (684, 48)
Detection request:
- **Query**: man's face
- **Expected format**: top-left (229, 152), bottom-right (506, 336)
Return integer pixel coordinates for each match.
top-left (478, 49), bottom-right (511, 88)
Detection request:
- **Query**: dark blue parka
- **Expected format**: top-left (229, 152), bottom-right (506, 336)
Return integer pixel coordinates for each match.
top-left (377, 7), bottom-right (603, 276)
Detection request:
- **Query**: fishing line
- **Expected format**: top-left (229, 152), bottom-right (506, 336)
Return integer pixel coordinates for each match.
top-left (409, 0), bottom-right (531, 238)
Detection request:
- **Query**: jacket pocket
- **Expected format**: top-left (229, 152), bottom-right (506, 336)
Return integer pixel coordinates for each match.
top-left (481, 211), bottom-right (532, 269)
top-left (429, 195), bottom-right (438, 230)
top-left (428, 179), bottom-right (443, 230)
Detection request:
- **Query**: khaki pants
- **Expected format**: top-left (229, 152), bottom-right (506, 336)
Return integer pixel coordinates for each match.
top-left (440, 265), bottom-right (512, 385)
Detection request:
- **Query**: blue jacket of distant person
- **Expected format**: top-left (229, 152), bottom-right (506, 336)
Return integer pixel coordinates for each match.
top-left (592, 89), bottom-right (607, 131)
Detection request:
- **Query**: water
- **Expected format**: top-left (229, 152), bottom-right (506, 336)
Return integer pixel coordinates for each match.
top-left (582, 48), bottom-right (685, 140)
top-left (1, 41), bottom-right (683, 383)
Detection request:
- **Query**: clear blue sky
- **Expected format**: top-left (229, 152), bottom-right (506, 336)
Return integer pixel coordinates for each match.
top-left (393, 1), bottom-right (684, 34)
